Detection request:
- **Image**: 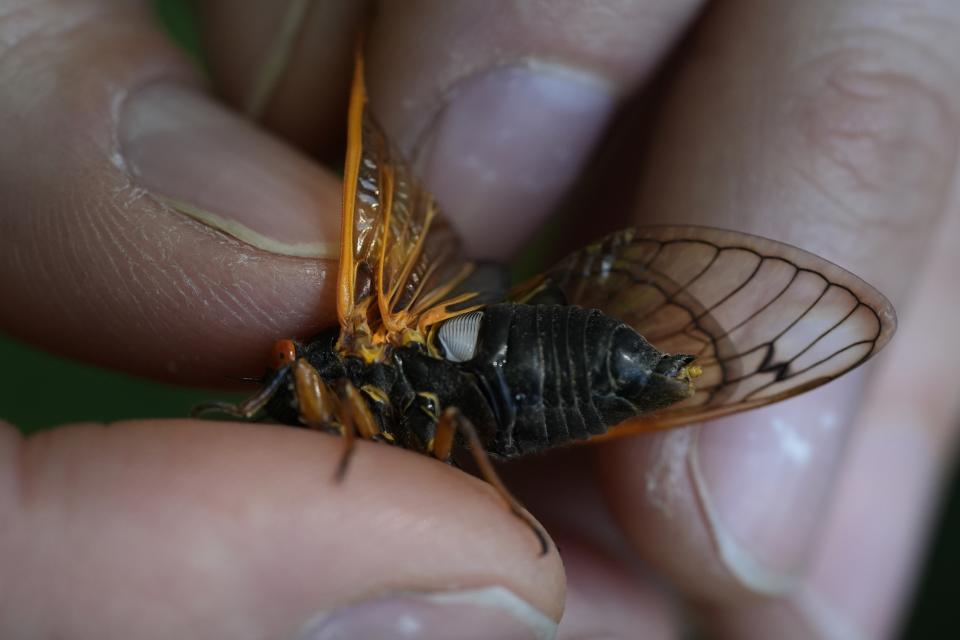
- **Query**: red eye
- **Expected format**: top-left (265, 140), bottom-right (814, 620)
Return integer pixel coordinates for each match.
top-left (270, 339), bottom-right (297, 369)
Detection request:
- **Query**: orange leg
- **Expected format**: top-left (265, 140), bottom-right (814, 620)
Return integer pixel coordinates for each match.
top-left (333, 416), bottom-right (357, 483)
top-left (434, 407), bottom-right (550, 556)
top-left (293, 358), bottom-right (339, 428)
top-left (332, 379), bottom-right (385, 482)
top-left (339, 380), bottom-right (383, 441)
top-left (292, 359), bottom-right (384, 482)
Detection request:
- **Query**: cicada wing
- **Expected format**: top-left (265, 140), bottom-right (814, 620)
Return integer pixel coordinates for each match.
top-left (337, 48), bottom-right (484, 350)
top-left (519, 225), bottom-right (896, 432)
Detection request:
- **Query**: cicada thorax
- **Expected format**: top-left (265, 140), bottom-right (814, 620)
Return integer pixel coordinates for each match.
top-left (261, 324), bottom-right (480, 454)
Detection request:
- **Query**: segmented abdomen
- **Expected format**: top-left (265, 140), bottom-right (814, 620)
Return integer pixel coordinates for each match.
top-left (465, 304), bottom-right (663, 457)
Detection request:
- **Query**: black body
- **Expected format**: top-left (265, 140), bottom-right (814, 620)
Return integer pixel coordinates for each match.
top-left (265, 303), bottom-right (693, 459)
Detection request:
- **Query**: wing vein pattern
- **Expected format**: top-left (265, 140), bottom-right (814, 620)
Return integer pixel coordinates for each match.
top-left (519, 226), bottom-right (896, 430)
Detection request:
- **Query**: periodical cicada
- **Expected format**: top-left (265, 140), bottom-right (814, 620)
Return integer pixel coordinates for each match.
top-left (196, 48), bottom-right (897, 554)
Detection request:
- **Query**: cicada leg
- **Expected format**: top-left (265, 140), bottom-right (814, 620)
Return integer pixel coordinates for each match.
top-left (292, 358), bottom-right (339, 428)
top-left (293, 360), bottom-right (363, 481)
top-left (292, 359), bottom-right (392, 482)
top-left (433, 407), bottom-right (551, 556)
top-left (332, 379), bottom-right (385, 482)
top-left (292, 359), bottom-right (358, 481)
top-left (190, 367), bottom-right (289, 419)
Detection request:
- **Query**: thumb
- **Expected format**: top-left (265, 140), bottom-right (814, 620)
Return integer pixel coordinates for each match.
top-left (0, 1), bottom-right (340, 384)
top-left (0, 420), bottom-right (563, 638)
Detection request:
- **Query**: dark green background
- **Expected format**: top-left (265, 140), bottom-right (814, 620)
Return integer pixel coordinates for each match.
top-left (1, 1), bottom-right (955, 637)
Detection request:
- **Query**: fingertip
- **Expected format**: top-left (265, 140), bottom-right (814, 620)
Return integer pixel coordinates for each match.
top-left (4, 419), bottom-right (564, 637)
top-left (0, 2), bottom-right (345, 384)
top-left (119, 82), bottom-right (341, 258)
top-left (413, 64), bottom-right (616, 259)
top-left (597, 381), bottom-right (863, 604)
top-left (597, 427), bottom-right (748, 602)
top-left (364, 1), bottom-right (704, 258)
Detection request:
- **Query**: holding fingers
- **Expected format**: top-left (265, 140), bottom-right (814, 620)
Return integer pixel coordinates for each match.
top-left (599, 0), bottom-right (960, 635)
top-left (1, 1), bottom-right (956, 638)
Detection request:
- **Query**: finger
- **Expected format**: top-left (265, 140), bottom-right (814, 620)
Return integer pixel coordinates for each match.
top-left (601, 0), bottom-right (960, 600)
top-left (0, 1), bottom-right (341, 384)
top-left (0, 419), bottom-right (563, 638)
top-left (703, 193), bottom-right (960, 637)
top-left (197, 0), bottom-right (367, 160)
top-left (365, 0), bottom-right (706, 258)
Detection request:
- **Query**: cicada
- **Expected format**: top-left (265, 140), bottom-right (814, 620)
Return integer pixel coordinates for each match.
top-left (196, 51), bottom-right (896, 553)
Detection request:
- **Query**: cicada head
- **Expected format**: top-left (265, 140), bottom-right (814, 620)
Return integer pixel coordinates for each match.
top-left (190, 340), bottom-right (300, 422)
top-left (269, 338), bottom-right (298, 370)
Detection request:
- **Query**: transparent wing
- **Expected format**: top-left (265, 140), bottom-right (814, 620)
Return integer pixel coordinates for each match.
top-left (337, 48), bottom-right (482, 353)
top-left (516, 225), bottom-right (897, 432)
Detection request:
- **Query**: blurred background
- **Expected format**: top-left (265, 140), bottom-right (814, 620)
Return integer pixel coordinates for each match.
top-left (1, 1), bottom-right (955, 637)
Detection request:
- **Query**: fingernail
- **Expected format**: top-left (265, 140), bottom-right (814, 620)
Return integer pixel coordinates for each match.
top-left (297, 587), bottom-right (557, 640)
top-left (690, 377), bottom-right (863, 594)
top-left (417, 63), bottom-right (615, 259)
top-left (118, 84), bottom-right (339, 258)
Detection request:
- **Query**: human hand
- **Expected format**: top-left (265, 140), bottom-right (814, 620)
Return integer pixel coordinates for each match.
top-left (1, 1), bottom-right (958, 639)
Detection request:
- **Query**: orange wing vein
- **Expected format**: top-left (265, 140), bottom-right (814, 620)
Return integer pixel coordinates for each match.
top-left (336, 46), bottom-right (482, 360)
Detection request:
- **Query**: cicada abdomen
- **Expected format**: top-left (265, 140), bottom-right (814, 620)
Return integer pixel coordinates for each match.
top-left (439, 303), bottom-right (697, 457)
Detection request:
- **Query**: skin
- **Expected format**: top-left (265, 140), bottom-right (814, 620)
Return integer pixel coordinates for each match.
top-left (1, 0), bottom-right (959, 637)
